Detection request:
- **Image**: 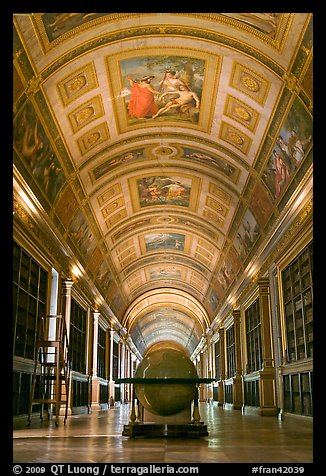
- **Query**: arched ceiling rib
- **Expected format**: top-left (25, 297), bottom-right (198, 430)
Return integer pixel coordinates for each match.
top-left (13, 13), bottom-right (313, 357)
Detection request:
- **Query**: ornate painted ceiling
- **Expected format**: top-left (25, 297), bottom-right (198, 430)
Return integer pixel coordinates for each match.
top-left (13, 13), bottom-right (313, 358)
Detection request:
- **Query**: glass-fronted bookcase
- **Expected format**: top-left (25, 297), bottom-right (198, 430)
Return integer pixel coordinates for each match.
top-left (282, 242), bottom-right (313, 363)
top-left (281, 241), bottom-right (313, 416)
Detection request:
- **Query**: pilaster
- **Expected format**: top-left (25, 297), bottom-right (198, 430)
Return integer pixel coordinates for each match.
top-left (258, 278), bottom-right (277, 416)
top-left (109, 329), bottom-right (115, 403)
top-left (218, 327), bottom-right (226, 406)
top-left (91, 311), bottom-right (100, 407)
top-left (232, 310), bottom-right (244, 410)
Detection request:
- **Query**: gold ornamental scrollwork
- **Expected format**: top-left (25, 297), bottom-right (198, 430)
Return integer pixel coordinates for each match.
top-left (283, 73), bottom-right (300, 94)
top-left (26, 75), bottom-right (43, 97)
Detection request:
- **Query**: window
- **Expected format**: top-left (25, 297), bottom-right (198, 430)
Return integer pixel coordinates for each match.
top-left (13, 241), bottom-right (48, 359)
top-left (282, 242), bottom-right (313, 362)
top-left (245, 299), bottom-right (262, 373)
top-left (226, 326), bottom-right (235, 378)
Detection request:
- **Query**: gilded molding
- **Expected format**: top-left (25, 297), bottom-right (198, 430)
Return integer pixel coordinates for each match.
top-left (26, 75), bottom-right (43, 97)
top-left (37, 25), bottom-right (284, 82)
top-left (283, 72), bottom-right (301, 94)
top-left (31, 13), bottom-right (292, 53)
top-left (13, 197), bottom-right (64, 269)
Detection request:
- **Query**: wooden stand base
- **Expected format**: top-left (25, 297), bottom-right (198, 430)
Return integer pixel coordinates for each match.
top-left (122, 422), bottom-right (208, 438)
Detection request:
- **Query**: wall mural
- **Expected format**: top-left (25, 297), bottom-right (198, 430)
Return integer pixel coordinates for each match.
top-left (95, 260), bottom-right (113, 292)
top-left (93, 148), bottom-right (146, 180)
top-left (124, 254), bottom-right (207, 276)
top-left (68, 210), bottom-right (97, 261)
top-left (220, 13), bottom-right (282, 37)
top-left (262, 97), bottom-right (312, 202)
top-left (207, 287), bottom-right (221, 316)
top-left (107, 282), bottom-right (125, 318)
top-left (234, 208), bottom-right (260, 261)
top-left (181, 146), bottom-right (239, 183)
top-left (13, 65), bottom-right (24, 105)
top-left (55, 185), bottom-right (79, 229)
top-left (111, 218), bottom-right (151, 243)
top-left (39, 13), bottom-right (107, 42)
top-left (137, 176), bottom-right (192, 208)
top-left (13, 101), bottom-right (65, 205)
top-left (120, 55), bottom-right (204, 124)
top-left (223, 245), bottom-right (242, 282)
top-left (145, 233), bottom-right (185, 252)
top-left (249, 182), bottom-right (274, 228)
top-left (149, 266), bottom-right (182, 280)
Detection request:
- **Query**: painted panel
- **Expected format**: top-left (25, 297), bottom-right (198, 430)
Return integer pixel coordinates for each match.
top-left (68, 209), bottom-right (97, 261)
top-left (130, 174), bottom-right (201, 212)
top-left (120, 55), bottom-right (204, 124)
top-left (106, 48), bottom-right (220, 134)
top-left (36, 13), bottom-right (108, 43)
top-left (221, 13), bottom-right (283, 37)
top-left (55, 185), bottom-right (79, 228)
top-left (149, 266), bottom-right (182, 280)
top-left (262, 97), bottom-right (312, 202)
top-left (13, 100), bottom-right (66, 205)
top-left (93, 148), bottom-right (146, 180)
top-left (138, 175), bottom-right (190, 208)
top-left (234, 208), bottom-right (260, 261)
top-left (182, 146), bottom-right (240, 184)
top-left (144, 233), bottom-right (185, 252)
top-left (250, 182), bottom-right (274, 227)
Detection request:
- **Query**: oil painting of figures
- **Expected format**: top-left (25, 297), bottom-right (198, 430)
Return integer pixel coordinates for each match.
top-left (220, 13), bottom-right (282, 37)
top-left (234, 209), bottom-right (260, 261)
top-left (145, 233), bottom-right (185, 252)
top-left (137, 176), bottom-right (191, 208)
top-left (262, 97), bottom-right (312, 202)
top-left (120, 55), bottom-right (205, 124)
top-left (93, 148), bottom-right (145, 180)
top-left (13, 101), bottom-right (65, 205)
top-left (41, 13), bottom-right (107, 42)
top-left (182, 146), bottom-right (239, 182)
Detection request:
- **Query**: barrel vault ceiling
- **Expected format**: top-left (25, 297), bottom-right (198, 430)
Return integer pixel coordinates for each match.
top-left (13, 13), bottom-right (313, 358)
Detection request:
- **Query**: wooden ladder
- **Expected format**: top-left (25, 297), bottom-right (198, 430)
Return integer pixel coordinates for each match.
top-left (27, 315), bottom-right (71, 427)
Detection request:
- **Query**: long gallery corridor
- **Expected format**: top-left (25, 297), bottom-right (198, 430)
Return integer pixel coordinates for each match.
top-left (13, 12), bottom-right (314, 473)
top-left (13, 403), bottom-right (313, 464)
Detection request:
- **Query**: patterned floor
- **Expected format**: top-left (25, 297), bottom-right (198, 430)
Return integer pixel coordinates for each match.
top-left (13, 403), bottom-right (313, 464)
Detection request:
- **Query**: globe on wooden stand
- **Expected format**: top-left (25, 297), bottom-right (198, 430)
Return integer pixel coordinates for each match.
top-left (134, 348), bottom-right (197, 416)
top-left (116, 347), bottom-right (214, 438)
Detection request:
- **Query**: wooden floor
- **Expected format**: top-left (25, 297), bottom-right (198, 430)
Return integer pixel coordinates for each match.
top-left (13, 402), bottom-right (313, 464)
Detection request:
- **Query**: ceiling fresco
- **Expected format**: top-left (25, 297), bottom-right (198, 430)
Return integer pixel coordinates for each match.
top-left (13, 13), bottom-right (313, 358)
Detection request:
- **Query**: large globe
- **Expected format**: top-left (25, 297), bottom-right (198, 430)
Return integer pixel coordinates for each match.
top-left (134, 348), bottom-right (198, 416)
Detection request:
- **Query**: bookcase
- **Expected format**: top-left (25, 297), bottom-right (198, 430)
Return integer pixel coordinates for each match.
top-left (245, 299), bottom-right (262, 373)
top-left (281, 242), bottom-right (313, 362)
top-left (283, 371), bottom-right (313, 416)
top-left (214, 339), bottom-right (221, 380)
top-left (70, 298), bottom-right (87, 374)
top-left (13, 240), bottom-right (48, 361)
top-left (97, 325), bottom-right (106, 379)
top-left (226, 325), bottom-right (235, 378)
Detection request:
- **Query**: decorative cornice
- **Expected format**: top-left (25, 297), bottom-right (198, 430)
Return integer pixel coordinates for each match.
top-left (237, 196), bottom-right (312, 304)
top-left (13, 197), bottom-right (64, 269)
top-left (38, 25), bottom-right (285, 82)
